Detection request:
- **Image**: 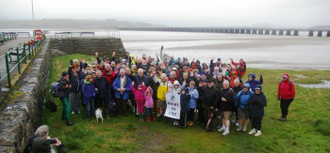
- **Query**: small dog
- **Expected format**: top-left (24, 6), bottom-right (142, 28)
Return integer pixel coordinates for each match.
top-left (95, 108), bottom-right (104, 122)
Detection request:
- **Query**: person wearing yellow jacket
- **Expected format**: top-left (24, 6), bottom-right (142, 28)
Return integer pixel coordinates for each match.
top-left (153, 73), bottom-right (173, 121)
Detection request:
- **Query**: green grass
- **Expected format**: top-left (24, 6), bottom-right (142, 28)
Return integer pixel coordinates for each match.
top-left (43, 54), bottom-right (330, 152)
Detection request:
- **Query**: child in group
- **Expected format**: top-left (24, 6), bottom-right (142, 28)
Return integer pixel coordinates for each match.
top-left (179, 88), bottom-right (190, 129)
top-left (186, 81), bottom-right (199, 127)
top-left (144, 86), bottom-right (155, 123)
top-left (131, 82), bottom-right (147, 122)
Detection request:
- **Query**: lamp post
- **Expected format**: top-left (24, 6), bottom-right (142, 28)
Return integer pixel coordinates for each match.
top-left (31, 0), bottom-right (35, 38)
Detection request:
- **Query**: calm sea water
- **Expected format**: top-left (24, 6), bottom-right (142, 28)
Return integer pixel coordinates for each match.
top-left (2, 29), bottom-right (330, 70)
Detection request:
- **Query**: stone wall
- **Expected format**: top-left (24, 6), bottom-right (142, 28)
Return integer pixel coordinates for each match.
top-left (0, 40), bottom-right (51, 153)
top-left (49, 37), bottom-right (126, 57)
top-left (0, 37), bottom-right (126, 152)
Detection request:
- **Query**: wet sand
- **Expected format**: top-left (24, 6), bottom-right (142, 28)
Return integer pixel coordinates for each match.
top-left (119, 31), bottom-right (330, 70)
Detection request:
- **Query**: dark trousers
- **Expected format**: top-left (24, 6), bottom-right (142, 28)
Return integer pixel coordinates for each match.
top-left (251, 117), bottom-right (262, 130)
top-left (179, 112), bottom-right (187, 126)
top-left (95, 97), bottom-right (107, 115)
top-left (196, 100), bottom-right (204, 122)
top-left (187, 108), bottom-right (195, 121)
top-left (280, 99), bottom-right (293, 118)
top-left (116, 96), bottom-right (127, 115)
top-left (203, 107), bottom-right (212, 125)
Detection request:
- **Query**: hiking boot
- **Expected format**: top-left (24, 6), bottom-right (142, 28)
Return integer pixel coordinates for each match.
top-left (187, 121), bottom-right (191, 125)
top-left (152, 115), bottom-right (156, 121)
top-left (66, 121), bottom-right (74, 126)
top-left (248, 129), bottom-right (256, 135)
top-left (236, 126), bottom-right (242, 132)
top-left (255, 130), bottom-right (262, 136)
top-left (147, 117), bottom-right (150, 123)
top-left (77, 110), bottom-right (81, 114)
top-left (71, 112), bottom-right (75, 115)
top-left (279, 117), bottom-right (287, 122)
top-left (235, 122), bottom-right (239, 127)
top-left (189, 121), bottom-right (194, 127)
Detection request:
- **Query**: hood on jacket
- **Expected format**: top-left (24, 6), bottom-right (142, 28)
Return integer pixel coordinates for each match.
top-left (249, 73), bottom-right (256, 81)
top-left (255, 85), bottom-right (262, 91)
top-left (173, 80), bottom-right (181, 87)
top-left (243, 83), bottom-right (250, 89)
top-left (283, 73), bottom-right (290, 80)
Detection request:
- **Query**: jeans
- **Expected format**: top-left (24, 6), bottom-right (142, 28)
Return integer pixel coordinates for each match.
top-left (69, 93), bottom-right (80, 113)
top-left (85, 99), bottom-right (95, 118)
top-left (60, 97), bottom-right (70, 121)
top-left (145, 107), bottom-right (153, 117)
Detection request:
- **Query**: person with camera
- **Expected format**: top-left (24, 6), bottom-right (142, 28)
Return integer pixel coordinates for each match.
top-left (31, 125), bottom-right (67, 153)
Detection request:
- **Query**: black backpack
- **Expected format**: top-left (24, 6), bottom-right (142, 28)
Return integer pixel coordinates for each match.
top-left (47, 98), bottom-right (57, 112)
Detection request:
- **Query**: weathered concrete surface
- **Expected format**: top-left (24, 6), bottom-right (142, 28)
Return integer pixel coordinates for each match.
top-left (0, 39), bottom-right (50, 153)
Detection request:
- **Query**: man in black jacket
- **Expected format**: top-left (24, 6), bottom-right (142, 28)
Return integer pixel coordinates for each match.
top-left (94, 70), bottom-right (111, 117)
top-left (68, 70), bottom-right (81, 114)
top-left (57, 71), bottom-right (74, 126)
top-left (203, 79), bottom-right (219, 131)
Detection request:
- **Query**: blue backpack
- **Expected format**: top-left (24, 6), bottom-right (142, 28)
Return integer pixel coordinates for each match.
top-left (237, 90), bottom-right (252, 109)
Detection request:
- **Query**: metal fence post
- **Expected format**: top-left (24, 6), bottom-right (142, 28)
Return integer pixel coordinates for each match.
top-left (5, 53), bottom-right (11, 88)
top-left (16, 47), bottom-right (21, 74)
top-left (23, 43), bottom-right (27, 64)
top-left (28, 45), bottom-right (31, 59)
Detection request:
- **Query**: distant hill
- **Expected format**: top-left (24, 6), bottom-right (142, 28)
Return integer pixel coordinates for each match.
top-left (0, 19), bottom-right (166, 29)
top-left (309, 25), bottom-right (330, 30)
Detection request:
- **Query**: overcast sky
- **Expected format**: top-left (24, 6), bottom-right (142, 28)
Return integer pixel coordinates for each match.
top-left (0, 0), bottom-right (329, 27)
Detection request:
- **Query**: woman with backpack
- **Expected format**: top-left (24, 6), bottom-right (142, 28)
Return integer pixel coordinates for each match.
top-left (277, 73), bottom-right (296, 121)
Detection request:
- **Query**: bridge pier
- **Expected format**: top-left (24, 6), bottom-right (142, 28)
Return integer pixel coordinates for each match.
top-left (246, 29), bottom-right (251, 34)
top-left (317, 31), bottom-right (322, 37)
top-left (265, 30), bottom-right (270, 35)
top-left (293, 30), bottom-right (299, 36)
top-left (279, 30), bottom-right (284, 35)
top-left (286, 30), bottom-right (291, 36)
top-left (271, 30), bottom-right (276, 35)
top-left (308, 31), bottom-right (313, 37)
top-left (258, 30), bottom-right (264, 35)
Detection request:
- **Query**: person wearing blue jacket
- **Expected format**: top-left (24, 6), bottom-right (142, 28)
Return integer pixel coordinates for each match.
top-left (82, 75), bottom-right (96, 118)
top-left (113, 69), bottom-right (132, 116)
top-left (235, 83), bottom-right (254, 132)
top-left (245, 73), bottom-right (263, 92)
top-left (183, 81), bottom-right (199, 127)
top-left (248, 85), bottom-right (267, 137)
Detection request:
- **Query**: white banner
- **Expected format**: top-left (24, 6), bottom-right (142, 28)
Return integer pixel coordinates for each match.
top-left (164, 92), bottom-right (181, 120)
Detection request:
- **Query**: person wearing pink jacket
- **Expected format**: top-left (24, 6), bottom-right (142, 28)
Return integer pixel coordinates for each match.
top-left (144, 87), bottom-right (156, 123)
top-left (131, 82), bottom-right (147, 122)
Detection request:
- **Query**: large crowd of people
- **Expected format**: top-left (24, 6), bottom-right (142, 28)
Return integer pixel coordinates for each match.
top-left (55, 51), bottom-right (295, 137)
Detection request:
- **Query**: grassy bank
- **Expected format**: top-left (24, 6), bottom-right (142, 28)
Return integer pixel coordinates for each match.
top-left (43, 54), bottom-right (330, 152)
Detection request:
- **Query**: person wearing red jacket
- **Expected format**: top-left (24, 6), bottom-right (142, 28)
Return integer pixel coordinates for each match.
top-left (102, 64), bottom-right (116, 87)
top-left (231, 58), bottom-right (246, 78)
top-left (277, 73), bottom-right (296, 121)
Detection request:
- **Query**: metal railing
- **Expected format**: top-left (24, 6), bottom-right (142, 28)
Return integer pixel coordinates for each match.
top-left (0, 36), bottom-right (45, 88)
top-left (0, 32), bottom-right (17, 42)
